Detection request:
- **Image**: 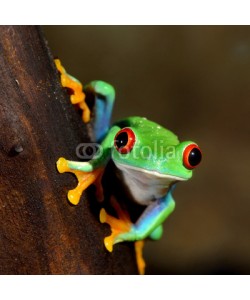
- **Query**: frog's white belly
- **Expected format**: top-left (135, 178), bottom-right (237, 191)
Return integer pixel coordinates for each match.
top-left (114, 162), bottom-right (185, 205)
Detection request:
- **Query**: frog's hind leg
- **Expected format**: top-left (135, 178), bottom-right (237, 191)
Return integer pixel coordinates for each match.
top-left (57, 157), bottom-right (104, 205)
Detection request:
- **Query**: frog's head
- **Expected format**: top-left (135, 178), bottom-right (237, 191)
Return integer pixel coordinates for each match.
top-left (111, 118), bottom-right (202, 182)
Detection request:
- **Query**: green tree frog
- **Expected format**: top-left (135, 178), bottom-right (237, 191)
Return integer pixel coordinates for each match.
top-left (55, 60), bottom-right (202, 274)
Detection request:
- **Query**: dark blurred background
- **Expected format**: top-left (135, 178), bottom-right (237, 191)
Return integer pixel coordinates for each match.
top-left (43, 26), bottom-right (250, 274)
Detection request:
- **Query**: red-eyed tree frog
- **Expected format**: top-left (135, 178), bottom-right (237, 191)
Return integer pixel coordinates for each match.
top-left (55, 60), bottom-right (202, 275)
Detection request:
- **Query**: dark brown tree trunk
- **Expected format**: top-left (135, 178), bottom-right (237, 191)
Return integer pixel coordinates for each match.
top-left (0, 25), bottom-right (138, 274)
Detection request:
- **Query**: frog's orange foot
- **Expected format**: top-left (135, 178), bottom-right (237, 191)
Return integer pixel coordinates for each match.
top-left (100, 204), bottom-right (146, 275)
top-left (100, 207), bottom-right (132, 252)
top-left (57, 157), bottom-right (103, 205)
top-left (54, 59), bottom-right (91, 123)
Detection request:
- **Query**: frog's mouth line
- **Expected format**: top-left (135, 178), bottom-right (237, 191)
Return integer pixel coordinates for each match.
top-left (115, 162), bottom-right (187, 181)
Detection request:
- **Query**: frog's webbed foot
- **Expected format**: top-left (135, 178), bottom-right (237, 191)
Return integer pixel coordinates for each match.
top-left (57, 157), bottom-right (104, 205)
top-left (100, 197), bottom-right (146, 275)
top-left (54, 59), bottom-right (91, 123)
top-left (99, 197), bottom-right (132, 252)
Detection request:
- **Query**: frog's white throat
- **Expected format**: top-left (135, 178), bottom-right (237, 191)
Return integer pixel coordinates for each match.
top-left (114, 162), bottom-right (186, 206)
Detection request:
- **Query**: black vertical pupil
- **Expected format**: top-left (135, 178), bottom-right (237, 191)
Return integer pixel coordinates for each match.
top-left (115, 132), bottom-right (128, 149)
top-left (189, 148), bottom-right (202, 166)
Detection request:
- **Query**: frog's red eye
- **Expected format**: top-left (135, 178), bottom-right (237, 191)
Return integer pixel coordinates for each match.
top-left (114, 128), bottom-right (136, 154)
top-left (183, 144), bottom-right (202, 169)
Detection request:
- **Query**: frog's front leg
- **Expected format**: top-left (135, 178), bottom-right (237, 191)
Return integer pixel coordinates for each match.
top-left (57, 125), bottom-right (120, 205)
top-left (101, 186), bottom-right (175, 245)
top-left (57, 158), bottom-right (105, 205)
top-left (100, 186), bottom-right (176, 274)
top-left (133, 189), bottom-right (175, 241)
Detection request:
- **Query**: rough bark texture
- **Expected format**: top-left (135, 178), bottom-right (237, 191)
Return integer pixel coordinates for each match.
top-left (0, 25), bottom-right (138, 274)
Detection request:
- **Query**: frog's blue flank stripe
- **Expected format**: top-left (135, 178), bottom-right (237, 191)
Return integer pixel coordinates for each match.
top-left (84, 81), bottom-right (115, 142)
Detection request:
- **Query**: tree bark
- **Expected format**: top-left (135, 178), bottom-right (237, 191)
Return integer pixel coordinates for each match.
top-left (0, 25), bottom-right (138, 274)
